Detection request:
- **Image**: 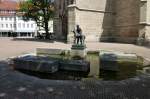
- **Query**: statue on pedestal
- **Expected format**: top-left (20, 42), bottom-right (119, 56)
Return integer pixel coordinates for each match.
top-left (71, 25), bottom-right (86, 58)
top-left (72, 25), bottom-right (85, 45)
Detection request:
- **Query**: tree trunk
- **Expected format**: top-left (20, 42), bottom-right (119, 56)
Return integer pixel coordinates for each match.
top-left (43, 8), bottom-right (49, 40)
top-left (45, 20), bottom-right (49, 39)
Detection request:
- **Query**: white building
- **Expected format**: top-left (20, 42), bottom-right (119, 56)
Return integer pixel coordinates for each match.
top-left (0, 0), bottom-right (16, 37)
top-left (15, 15), bottom-right (37, 37)
top-left (0, 14), bottom-right (15, 37)
top-left (37, 17), bottom-right (53, 35)
top-left (0, 0), bottom-right (53, 38)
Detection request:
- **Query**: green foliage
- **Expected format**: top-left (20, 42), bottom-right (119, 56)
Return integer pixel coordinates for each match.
top-left (19, 0), bottom-right (55, 39)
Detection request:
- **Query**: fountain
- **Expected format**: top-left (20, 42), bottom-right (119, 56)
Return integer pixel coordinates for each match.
top-left (10, 36), bottom-right (146, 81)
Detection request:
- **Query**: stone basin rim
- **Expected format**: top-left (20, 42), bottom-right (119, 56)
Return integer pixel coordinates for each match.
top-left (4, 59), bottom-right (150, 82)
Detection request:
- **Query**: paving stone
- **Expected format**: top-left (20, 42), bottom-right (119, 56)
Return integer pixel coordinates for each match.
top-left (17, 87), bottom-right (27, 92)
top-left (0, 93), bottom-right (6, 97)
top-left (1, 61), bottom-right (150, 99)
top-left (46, 87), bottom-right (54, 93)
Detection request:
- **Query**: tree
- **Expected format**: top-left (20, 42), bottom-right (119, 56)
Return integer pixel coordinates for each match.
top-left (19, 0), bottom-right (55, 39)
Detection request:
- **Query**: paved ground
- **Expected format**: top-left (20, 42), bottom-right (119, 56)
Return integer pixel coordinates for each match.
top-left (0, 38), bottom-right (70, 60)
top-left (0, 37), bottom-right (150, 60)
top-left (0, 61), bottom-right (150, 99)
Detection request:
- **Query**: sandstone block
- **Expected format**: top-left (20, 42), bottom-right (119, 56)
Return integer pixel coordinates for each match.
top-left (13, 55), bottom-right (59, 73)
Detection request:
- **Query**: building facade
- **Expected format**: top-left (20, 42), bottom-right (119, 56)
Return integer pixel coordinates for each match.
top-left (0, 0), bottom-right (37, 37)
top-left (1, 0), bottom-right (149, 44)
top-left (15, 15), bottom-right (37, 37)
top-left (139, 0), bottom-right (150, 45)
top-left (53, 0), bottom-right (73, 40)
top-left (54, 0), bottom-right (150, 45)
top-left (0, 0), bottom-right (17, 37)
top-left (0, 0), bottom-right (53, 38)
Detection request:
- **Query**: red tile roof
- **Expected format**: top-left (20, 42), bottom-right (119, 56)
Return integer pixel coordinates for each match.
top-left (0, 0), bottom-right (19, 10)
top-left (0, 0), bottom-right (19, 16)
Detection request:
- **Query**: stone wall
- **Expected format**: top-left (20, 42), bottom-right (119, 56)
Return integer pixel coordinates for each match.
top-left (54, 0), bottom-right (69, 40)
top-left (76, 0), bottom-right (104, 11)
top-left (139, 0), bottom-right (150, 45)
top-left (114, 0), bottom-right (140, 43)
top-left (67, 5), bottom-right (76, 43)
top-left (67, 0), bottom-right (115, 42)
top-left (54, 0), bottom-right (148, 44)
top-left (75, 10), bottom-right (103, 42)
top-left (145, 26), bottom-right (150, 45)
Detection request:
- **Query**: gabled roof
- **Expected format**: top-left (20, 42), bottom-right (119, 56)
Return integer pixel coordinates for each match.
top-left (0, 0), bottom-right (19, 11)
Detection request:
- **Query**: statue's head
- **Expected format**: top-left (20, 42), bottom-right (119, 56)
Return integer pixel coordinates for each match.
top-left (76, 25), bottom-right (79, 28)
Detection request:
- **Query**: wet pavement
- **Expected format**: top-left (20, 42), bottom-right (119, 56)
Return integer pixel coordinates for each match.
top-left (0, 61), bottom-right (150, 99)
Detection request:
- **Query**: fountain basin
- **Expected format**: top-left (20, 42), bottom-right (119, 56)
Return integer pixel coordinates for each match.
top-left (100, 51), bottom-right (142, 71)
top-left (12, 56), bottom-right (59, 73)
top-left (9, 48), bottom-right (148, 81)
top-left (12, 55), bottom-right (90, 74)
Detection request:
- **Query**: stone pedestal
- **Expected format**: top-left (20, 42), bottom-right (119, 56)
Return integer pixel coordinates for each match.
top-left (70, 44), bottom-right (87, 58)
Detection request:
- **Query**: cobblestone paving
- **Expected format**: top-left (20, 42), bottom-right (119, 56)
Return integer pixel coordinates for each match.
top-left (0, 61), bottom-right (150, 99)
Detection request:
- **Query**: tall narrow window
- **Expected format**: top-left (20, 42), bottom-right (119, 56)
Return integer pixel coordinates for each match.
top-left (18, 23), bottom-right (21, 28)
top-left (6, 24), bottom-right (8, 28)
top-left (23, 23), bottom-right (25, 28)
top-left (10, 24), bottom-right (12, 28)
top-left (9, 17), bottom-right (12, 21)
top-left (1, 24), bottom-right (3, 28)
top-left (1, 17), bottom-right (3, 21)
top-left (27, 24), bottom-right (29, 28)
top-left (31, 24), bottom-right (34, 28)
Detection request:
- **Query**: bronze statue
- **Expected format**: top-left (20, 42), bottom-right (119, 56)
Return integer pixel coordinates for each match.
top-left (72, 25), bottom-right (85, 45)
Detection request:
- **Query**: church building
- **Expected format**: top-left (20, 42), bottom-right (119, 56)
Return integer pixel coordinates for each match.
top-left (54, 0), bottom-right (150, 45)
